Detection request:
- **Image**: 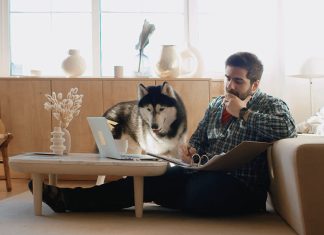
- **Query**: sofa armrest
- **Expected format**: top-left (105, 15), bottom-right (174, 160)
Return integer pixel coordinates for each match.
top-left (268, 135), bottom-right (324, 235)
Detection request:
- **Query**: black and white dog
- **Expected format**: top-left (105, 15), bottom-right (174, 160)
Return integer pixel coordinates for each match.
top-left (103, 82), bottom-right (187, 156)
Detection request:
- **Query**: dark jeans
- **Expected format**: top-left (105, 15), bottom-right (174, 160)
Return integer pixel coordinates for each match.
top-left (62, 166), bottom-right (267, 215)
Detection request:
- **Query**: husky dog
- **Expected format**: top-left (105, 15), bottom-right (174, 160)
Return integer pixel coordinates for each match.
top-left (103, 82), bottom-right (187, 156)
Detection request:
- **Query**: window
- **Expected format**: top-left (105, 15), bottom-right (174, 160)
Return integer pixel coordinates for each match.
top-left (195, 0), bottom-right (279, 77)
top-left (9, 0), bottom-right (92, 76)
top-left (6, 0), bottom-right (184, 77)
top-left (1, 0), bottom-right (324, 81)
top-left (100, 0), bottom-right (184, 76)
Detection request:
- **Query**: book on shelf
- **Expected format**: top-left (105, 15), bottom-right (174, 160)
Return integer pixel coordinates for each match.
top-left (147, 141), bottom-right (272, 171)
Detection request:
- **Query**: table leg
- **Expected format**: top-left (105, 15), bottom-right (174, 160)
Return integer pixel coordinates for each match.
top-left (96, 175), bottom-right (106, 185)
top-left (133, 176), bottom-right (144, 218)
top-left (48, 174), bottom-right (57, 186)
top-left (32, 173), bottom-right (44, 216)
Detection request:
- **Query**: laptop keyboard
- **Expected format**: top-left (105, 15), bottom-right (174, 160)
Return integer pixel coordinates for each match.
top-left (120, 153), bottom-right (157, 160)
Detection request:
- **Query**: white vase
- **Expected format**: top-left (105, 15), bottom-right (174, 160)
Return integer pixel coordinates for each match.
top-left (62, 128), bottom-right (71, 154)
top-left (179, 43), bottom-right (202, 77)
top-left (50, 126), bottom-right (65, 155)
top-left (155, 45), bottom-right (181, 78)
top-left (62, 49), bottom-right (86, 77)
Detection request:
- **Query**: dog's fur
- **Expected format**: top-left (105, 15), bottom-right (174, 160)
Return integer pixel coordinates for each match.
top-left (103, 82), bottom-right (187, 156)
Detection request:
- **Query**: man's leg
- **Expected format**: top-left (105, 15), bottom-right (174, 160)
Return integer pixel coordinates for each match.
top-left (29, 167), bottom-right (266, 214)
top-left (62, 177), bottom-right (135, 211)
top-left (144, 166), bottom-right (191, 209)
top-left (63, 166), bottom-right (190, 212)
top-left (29, 166), bottom-right (190, 212)
top-left (181, 171), bottom-right (267, 215)
top-left (28, 177), bottom-right (135, 212)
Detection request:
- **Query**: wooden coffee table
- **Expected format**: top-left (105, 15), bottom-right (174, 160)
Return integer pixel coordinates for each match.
top-left (9, 153), bottom-right (168, 218)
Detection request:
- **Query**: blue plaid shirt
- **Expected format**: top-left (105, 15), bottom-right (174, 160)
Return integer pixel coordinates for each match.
top-left (189, 89), bottom-right (297, 192)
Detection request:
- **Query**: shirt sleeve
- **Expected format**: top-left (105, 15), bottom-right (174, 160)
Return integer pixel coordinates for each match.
top-left (245, 98), bottom-right (297, 141)
top-left (188, 99), bottom-right (215, 154)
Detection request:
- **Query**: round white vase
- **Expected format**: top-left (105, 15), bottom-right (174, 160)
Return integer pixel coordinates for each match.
top-left (155, 45), bottom-right (181, 79)
top-left (62, 49), bottom-right (86, 77)
top-left (179, 43), bottom-right (202, 78)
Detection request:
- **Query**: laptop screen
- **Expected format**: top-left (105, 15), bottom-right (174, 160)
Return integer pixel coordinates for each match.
top-left (87, 117), bottom-right (121, 159)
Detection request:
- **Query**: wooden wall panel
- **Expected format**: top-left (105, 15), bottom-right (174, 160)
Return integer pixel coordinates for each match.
top-left (0, 80), bottom-right (51, 154)
top-left (102, 80), bottom-right (155, 111)
top-left (210, 80), bottom-right (224, 100)
top-left (0, 80), bottom-right (51, 178)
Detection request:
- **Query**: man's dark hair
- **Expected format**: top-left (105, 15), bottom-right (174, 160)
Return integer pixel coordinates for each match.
top-left (225, 52), bottom-right (263, 83)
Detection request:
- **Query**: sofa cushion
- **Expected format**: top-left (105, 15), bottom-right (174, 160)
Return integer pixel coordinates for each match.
top-left (268, 135), bottom-right (324, 235)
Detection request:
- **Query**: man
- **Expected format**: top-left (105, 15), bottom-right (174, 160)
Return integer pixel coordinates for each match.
top-left (29, 52), bottom-right (296, 215)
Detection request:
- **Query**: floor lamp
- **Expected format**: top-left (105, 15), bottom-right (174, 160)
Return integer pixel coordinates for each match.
top-left (290, 58), bottom-right (324, 116)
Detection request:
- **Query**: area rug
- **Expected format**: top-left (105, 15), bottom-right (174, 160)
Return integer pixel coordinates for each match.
top-left (0, 192), bottom-right (296, 235)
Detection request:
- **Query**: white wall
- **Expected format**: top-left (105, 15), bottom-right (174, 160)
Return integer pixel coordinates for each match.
top-left (284, 77), bottom-right (324, 123)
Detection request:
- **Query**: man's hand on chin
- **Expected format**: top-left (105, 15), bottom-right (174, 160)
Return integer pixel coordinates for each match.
top-left (223, 93), bottom-right (252, 117)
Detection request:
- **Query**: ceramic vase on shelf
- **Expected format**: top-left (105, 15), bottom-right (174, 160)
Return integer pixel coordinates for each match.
top-left (155, 45), bottom-right (181, 79)
top-left (62, 49), bottom-right (86, 77)
top-left (179, 42), bottom-right (201, 78)
top-left (62, 128), bottom-right (71, 154)
top-left (50, 127), bottom-right (65, 155)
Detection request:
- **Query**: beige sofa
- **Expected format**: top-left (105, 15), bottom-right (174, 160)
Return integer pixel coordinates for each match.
top-left (268, 135), bottom-right (324, 235)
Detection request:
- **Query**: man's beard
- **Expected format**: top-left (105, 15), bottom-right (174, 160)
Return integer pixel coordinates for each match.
top-left (226, 87), bottom-right (252, 100)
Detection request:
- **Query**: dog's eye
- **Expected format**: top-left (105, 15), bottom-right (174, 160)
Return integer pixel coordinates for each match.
top-left (147, 108), bottom-right (152, 112)
top-left (159, 108), bottom-right (165, 112)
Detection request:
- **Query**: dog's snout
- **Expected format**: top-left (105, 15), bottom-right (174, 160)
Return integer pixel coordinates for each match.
top-left (151, 123), bottom-right (159, 130)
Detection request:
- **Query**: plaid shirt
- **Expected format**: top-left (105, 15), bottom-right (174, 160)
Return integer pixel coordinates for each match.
top-left (189, 89), bottom-right (297, 192)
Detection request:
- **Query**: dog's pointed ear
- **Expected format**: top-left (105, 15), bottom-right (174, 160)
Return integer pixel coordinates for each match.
top-left (161, 82), bottom-right (176, 99)
top-left (138, 83), bottom-right (148, 100)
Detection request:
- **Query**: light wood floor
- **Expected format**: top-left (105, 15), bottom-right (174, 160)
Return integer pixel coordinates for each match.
top-left (0, 178), bottom-right (96, 201)
top-left (0, 178), bottom-right (29, 200)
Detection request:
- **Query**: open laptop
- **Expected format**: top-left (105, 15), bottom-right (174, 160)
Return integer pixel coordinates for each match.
top-left (87, 117), bottom-right (156, 160)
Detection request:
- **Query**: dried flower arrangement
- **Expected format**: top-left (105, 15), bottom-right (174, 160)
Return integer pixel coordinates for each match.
top-left (135, 19), bottom-right (155, 73)
top-left (44, 88), bottom-right (83, 128)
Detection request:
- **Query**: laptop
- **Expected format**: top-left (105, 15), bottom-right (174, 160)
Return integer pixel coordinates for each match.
top-left (87, 117), bottom-right (156, 160)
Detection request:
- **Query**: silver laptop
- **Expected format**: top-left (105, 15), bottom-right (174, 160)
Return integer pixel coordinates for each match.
top-left (87, 117), bottom-right (156, 160)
